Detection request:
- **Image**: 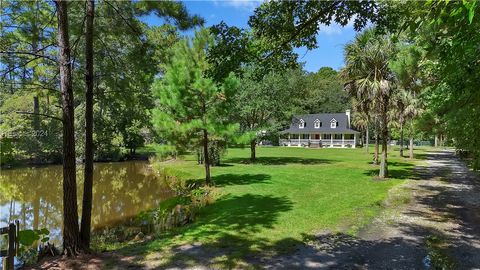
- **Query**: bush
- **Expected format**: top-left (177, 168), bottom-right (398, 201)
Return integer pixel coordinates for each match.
top-left (0, 138), bottom-right (15, 166)
top-left (137, 173), bottom-right (217, 233)
top-left (197, 140), bottom-right (227, 166)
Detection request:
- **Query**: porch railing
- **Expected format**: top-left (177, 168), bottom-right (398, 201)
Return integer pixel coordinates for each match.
top-left (279, 139), bottom-right (355, 147)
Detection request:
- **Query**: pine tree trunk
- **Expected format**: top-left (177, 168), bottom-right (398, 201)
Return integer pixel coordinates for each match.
top-left (55, 0), bottom-right (80, 256)
top-left (409, 136), bottom-right (414, 159)
top-left (203, 129), bottom-right (211, 185)
top-left (399, 123), bottom-right (404, 157)
top-left (33, 96), bottom-right (40, 130)
top-left (250, 139), bottom-right (256, 162)
top-left (80, 0), bottom-right (95, 249)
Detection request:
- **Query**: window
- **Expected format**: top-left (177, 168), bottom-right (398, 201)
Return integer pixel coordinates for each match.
top-left (299, 119), bottom-right (305, 129)
top-left (323, 134), bottom-right (331, 140)
top-left (302, 134), bottom-right (309, 139)
top-left (314, 119), bottom-right (322, 129)
top-left (334, 134), bottom-right (342, 140)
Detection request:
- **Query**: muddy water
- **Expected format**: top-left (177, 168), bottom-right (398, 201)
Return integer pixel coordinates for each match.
top-left (0, 161), bottom-right (174, 245)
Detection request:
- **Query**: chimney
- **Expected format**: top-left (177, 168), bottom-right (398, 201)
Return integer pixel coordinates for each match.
top-left (346, 109), bottom-right (351, 128)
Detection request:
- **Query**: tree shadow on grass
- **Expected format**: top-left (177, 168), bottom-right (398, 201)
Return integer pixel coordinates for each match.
top-left (363, 161), bottom-right (419, 180)
top-left (224, 156), bottom-right (336, 166)
top-left (113, 194), bottom-right (294, 269)
top-left (211, 173), bottom-right (272, 187)
top-left (194, 193), bottom-right (293, 233)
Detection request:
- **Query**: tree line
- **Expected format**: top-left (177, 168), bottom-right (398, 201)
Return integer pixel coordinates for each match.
top-left (1, 0), bottom-right (202, 255)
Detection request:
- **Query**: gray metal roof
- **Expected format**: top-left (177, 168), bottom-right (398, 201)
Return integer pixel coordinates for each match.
top-left (280, 113), bottom-right (360, 134)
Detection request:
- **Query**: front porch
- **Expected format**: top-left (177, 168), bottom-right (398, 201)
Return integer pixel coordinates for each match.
top-left (279, 133), bottom-right (357, 148)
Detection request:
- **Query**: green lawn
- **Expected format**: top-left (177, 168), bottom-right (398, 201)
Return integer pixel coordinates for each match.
top-left (118, 146), bottom-right (425, 267)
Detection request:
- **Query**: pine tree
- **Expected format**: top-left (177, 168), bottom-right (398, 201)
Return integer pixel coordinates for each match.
top-left (151, 29), bottom-right (239, 185)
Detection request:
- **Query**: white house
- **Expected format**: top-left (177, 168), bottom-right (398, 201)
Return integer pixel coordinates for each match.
top-left (279, 110), bottom-right (359, 148)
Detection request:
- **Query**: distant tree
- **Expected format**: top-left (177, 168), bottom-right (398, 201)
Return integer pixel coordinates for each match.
top-left (233, 66), bottom-right (305, 161)
top-left (342, 29), bottom-right (397, 178)
top-left (390, 43), bottom-right (422, 157)
top-left (392, 90), bottom-right (422, 158)
top-left (303, 67), bottom-right (350, 114)
top-left (351, 103), bottom-right (370, 152)
top-left (151, 29), bottom-right (239, 185)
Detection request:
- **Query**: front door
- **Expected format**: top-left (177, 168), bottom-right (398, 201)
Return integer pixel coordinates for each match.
top-left (315, 134), bottom-right (320, 140)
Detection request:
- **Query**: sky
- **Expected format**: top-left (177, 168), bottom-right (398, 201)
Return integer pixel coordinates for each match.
top-left (140, 0), bottom-right (358, 73)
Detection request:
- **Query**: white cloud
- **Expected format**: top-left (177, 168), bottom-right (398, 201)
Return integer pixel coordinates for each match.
top-left (319, 18), bottom-right (355, 36)
top-left (212, 0), bottom-right (262, 12)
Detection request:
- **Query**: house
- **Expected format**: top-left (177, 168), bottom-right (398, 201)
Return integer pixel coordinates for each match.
top-left (279, 110), bottom-right (359, 148)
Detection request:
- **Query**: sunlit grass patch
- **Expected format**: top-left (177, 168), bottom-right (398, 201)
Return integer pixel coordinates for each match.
top-left (117, 146), bottom-right (426, 268)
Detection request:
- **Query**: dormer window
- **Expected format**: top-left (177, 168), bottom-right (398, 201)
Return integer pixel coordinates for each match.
top-left (314, 119), bottom-right (321, 129)
top-left (330, 118), bottom-right (338, 128)
top-left (299, 119), bottom-right (305, 129)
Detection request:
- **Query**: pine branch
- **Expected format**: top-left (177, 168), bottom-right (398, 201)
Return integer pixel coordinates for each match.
top-left (16, 111), bottom-right (62, 122)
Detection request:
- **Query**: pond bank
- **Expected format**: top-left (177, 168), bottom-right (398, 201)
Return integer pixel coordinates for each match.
top-left (0, 160), bottom-right (174, 247)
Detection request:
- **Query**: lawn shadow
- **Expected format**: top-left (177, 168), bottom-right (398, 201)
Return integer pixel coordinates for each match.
top-left (212, 173), bottom-right (272, 187)
top-left (363, 161), bottom-right (418, 180)
top-left (194, 193), bottom-right (293, 233)
top-left (114, 193), bottom-right (294, 268)
top-left (224, 156), bottom-right (336, 166)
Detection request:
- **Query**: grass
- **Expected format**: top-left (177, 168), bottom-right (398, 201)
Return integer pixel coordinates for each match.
top-left (114, 146), bottom-right (428, 268)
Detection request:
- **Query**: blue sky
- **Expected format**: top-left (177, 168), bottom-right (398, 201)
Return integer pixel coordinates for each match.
top-left (141, 0), bottom-right (358, 73)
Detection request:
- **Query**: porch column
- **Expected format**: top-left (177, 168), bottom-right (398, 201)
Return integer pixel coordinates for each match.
top-left (309, 133), bottom-right (311, 144)
top-left (342, 134), bottom-right (345, 148)
top-left (353, 133), bottom-right (356, 148)
top-left (298, 134), bottom-right (301, 147)
top-left (288, 133), bottom-right (291, 146)
top-left (330, 134), bottom-right (333, 147)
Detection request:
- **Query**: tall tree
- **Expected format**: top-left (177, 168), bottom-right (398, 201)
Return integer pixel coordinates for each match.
top-left (80, 0), bottom-right (94, 249)
top-left (390, 43), bottom-right (422, 157)
top-left (342, 29), bottom-right (397, 178)
top-left (55, 0), bottom-right (81, 255)
top-left (151, 29), bottom-right (239, 184)
top-left (234, 66), bottom-right (306, 161)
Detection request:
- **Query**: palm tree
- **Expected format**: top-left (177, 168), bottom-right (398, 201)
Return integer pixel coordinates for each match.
top-left (393, 90), bottom-right (417, 157)
top-left (341, 28), bottom-right (397, 178)
top-left (351, 110), bottom-right (369, 152)
top-left (390, 43), bottom-right (423, 157)
top-left (350, 98), bottom-right (375, 154)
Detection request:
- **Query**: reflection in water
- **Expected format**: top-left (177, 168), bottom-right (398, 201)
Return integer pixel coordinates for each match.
top-left (0, 161), bottom-right (174, 245)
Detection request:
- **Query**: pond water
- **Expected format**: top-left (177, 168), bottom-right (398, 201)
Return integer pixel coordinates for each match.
top-left (0, 161), bottom-right (175, 246)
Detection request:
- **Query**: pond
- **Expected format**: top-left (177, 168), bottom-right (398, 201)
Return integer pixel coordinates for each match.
top-left (0, 161), bottom-right (175, 246)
